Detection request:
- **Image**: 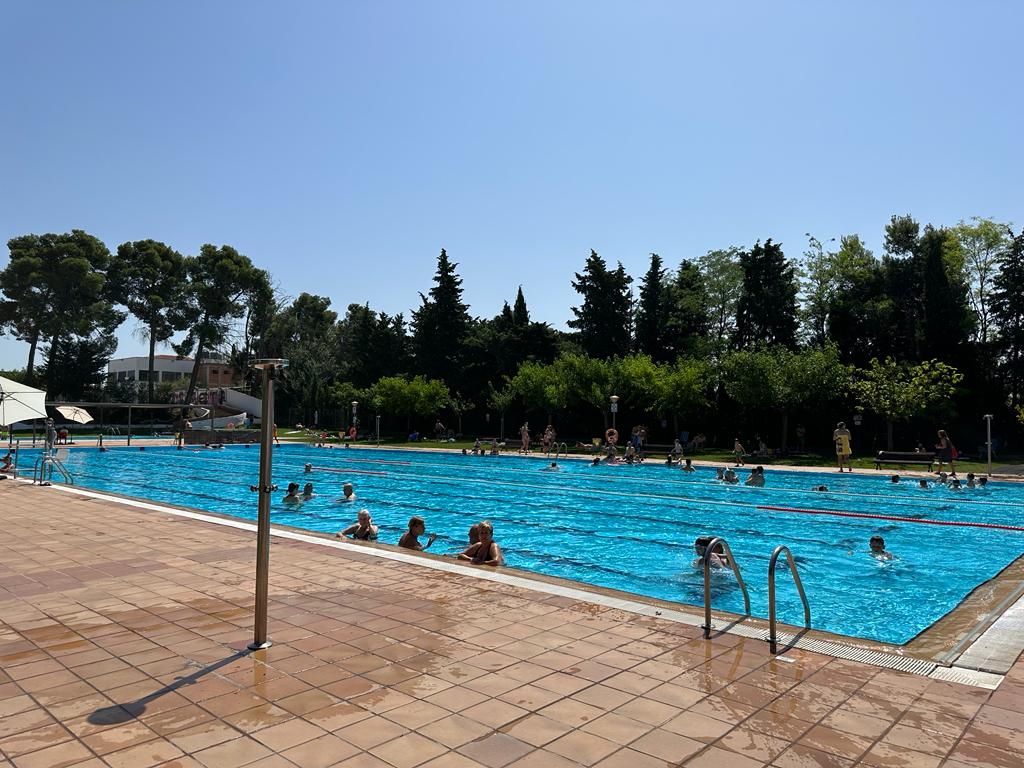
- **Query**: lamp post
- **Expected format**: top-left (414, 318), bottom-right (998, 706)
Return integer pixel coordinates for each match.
top-left (609, 395), bottom-right (619, 431)
top-left (351, 401), bottom-right (359, 434)
top-left (984, 414), bottom-right (994, 477)
top-left (248, 359), bottom-right (287, 651)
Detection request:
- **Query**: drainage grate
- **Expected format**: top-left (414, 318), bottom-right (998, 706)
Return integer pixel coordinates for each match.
top-left (929, 665), bottom-right (1003, 689)
top-left (764, 630), bottom-right (937, 676)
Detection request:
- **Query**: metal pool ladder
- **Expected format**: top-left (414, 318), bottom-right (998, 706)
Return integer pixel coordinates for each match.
top-left (32, 454), bottom-right (74, 485)
top-left (701, 536), bottom-right (751, 637)
top-left (767, 545), bottom-right (811, 653)
top-left (553, 442), bottom-right (568, 459)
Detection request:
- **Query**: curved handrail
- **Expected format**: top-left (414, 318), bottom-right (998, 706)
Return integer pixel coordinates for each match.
top-left (702, 536), bottom-right (751, 638)
top-left (767, 545), bottom-right (811, 653)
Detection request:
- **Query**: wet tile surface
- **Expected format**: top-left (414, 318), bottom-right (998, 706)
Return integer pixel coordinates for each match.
top-left (0, 482), bottom-right (1022, 766)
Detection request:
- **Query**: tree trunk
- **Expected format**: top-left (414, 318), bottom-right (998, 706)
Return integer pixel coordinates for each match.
top-left (181, 339), bottom-right (205, 433)
top-left (24, 328), bottom-right (40, 384)
top-left (147, 329), bottom-right (157, 404)
top-left (886, 418), bottom-right (894, 452)
top-left (780, 411), bottom-right (789, 451)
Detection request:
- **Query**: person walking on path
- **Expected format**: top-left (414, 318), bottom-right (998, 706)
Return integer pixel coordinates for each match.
top-left (733, 437), bottom-right (746, 467)
top-left (935, 429), bottom-right (957, 475)
top-left (833, 421), bottom-right (853, 472)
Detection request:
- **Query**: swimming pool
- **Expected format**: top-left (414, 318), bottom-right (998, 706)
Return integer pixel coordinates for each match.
top-left (39, 445), bottom-right (1024, 644)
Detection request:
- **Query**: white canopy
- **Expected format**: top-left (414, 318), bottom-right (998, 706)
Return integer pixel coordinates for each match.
top-left (0, 376), bottom-right (48, 427)
top-left (56, 405), bottom-right (93, 424)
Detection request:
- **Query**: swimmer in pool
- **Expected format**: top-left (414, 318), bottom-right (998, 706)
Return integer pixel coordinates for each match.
top-left (812, 485), bottom-right (829, 492)
top-left (918, 479), bottom-right (930, 489)
top-left (890, 475), bottom-right (900, 484)
top-left (282, 482), bottom-right (301, 503)
top-left (745, 466), bottom-right (765, 487)
top-left (339, 482), bottom-right (356, 502)
top-left (399, 516), bottom-right (437, 551)
top-left (301, 482), bottom-right (315, 500)
top-left (682, 458), bottom-right (695, 473)
top-left (336, 509), bottom-right (379, 541)
top-left (458, 520), bottom-right (504, 566)
top-left (716, 467), bottom-right (726, 481)
top-left (723, 468), bottom-right (739, 484)
top-left (966, 472), bottom-right (976, 488)
top-left (869, 536), bottom-right (894, 561)
top-left (542, 462), bottom-right (559, 471)
top-left (978, 477), bottom-right (989, 487)
top-left (304, 463), bottom-right (313, 473)
top-left (693, 536), bottom-right (731, 570)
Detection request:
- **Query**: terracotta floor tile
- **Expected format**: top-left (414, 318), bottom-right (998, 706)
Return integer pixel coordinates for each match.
top-left (167, 720), bottom-right (241, 753)
top-left (717, 725), bottom-right (790, 762)
top-left (499, 713), bottom-right (573, 747)
top-left (370, 731), bottom-right (448, 768)
top-left (4, 739), bottom-right (93, 768)
top-left (383, 700), bottom-right (450, 730)
top-left (772, 742), bottom-right (854, 768)
top-left (221, 703), bottom-right (296, 733)
top-left (323, 676), bottom-right (381, 701)
top-left (571, 684), bottom-right (635, 711)
top-left (352, 688), bottom-right (417, 715)
top-left (281, 732), bottom-right (360, 767)
top-left (502, 750), bottom-right (584, 768)
top-left (628, 727), bottom-right (703, 763)
top-left (661, 709), bottom-right (734, 742)
top-left (336, 715), bottom-right (409, 750)
top-left (193, 736), bottom-right (274, 768)
top-left (858, 742), bottom-right (943, 768)
top-left (544, 730), bottom-right (619, 765)
top-left (275, 688), bottom-right (340, 716)
top-left (101, 737), bottom-right (185, 768)
top-left (0, 709), bottom-right (56, 739)
top-left (456, 732), bottom-right (534, 767)
top-left (79, 720), bottom-right (159, 756)
top-left (461, 699), bottom-right (529, 729)
top-left (423, 686), bottom-right (489, 713)
top-left (878, 723), bottom-right (957, 757)
top-left (682, 744), bottom-right (765, 767)
top-left (250, 717), bottom-right (326, 751)
top-left (612, 697), bottom-right (681, 727)
top-left (945, 739), bottom-right (1021, 768)
top-left (304, 701), bottom-right (373, 731)
top-left (335, 753), bottom-right (402, 768)
top-left (497, 683), bottom-right (563, 712)
top-left (580, 711), bottom-right (653, 745)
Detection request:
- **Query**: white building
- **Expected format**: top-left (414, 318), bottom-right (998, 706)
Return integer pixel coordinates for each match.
top-left (107, 354), bottom-right (239, 388)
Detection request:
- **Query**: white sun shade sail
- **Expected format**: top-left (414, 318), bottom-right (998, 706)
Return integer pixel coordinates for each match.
top-left (56, 405), bottom-right (93, 424)
top-left (0, 376), bottom-right (48, 426)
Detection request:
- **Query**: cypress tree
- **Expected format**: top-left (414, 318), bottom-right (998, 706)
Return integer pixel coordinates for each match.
top-left (634, 253), bottom-right (668, 361)
top-left (992, 229), bottom-right (1024, 406)
top-left (411, 249), bottom-right (471, 383)
top-left (512, 286), bottom-right (529, 326)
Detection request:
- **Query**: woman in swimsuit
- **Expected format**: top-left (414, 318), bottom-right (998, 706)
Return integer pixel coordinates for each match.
top-left (458, 521), bottom-right (504, 566)
top-left (336, 509), bottom-right (379, 541)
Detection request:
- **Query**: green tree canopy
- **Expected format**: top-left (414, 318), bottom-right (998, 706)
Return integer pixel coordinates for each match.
top-left (852, 357), bottom-right (964, 450)
top-left (568, 250), bottom-right (633, 359)
top-left (109, 239), bottom-right (190, 402)
top-left (734, 239), bottom-right (798, 350)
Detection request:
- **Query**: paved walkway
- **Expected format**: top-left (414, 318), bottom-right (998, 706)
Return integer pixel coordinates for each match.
top-left (0, 483), bottom-right (1022, 768)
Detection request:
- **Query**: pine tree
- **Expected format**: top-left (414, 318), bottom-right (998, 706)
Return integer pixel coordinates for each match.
top-left (568, 250), bottom-right (633, 358)
top-left (918, 226), bottom-right (972, 362)
top-left (411, 249), bottom-right (471, 382)
top-left (664, 259), bottom-right (710, 358)
top-left (634, 253), bottom-right (668, 361)
top-left (734, 239), bottom-right (798, 349)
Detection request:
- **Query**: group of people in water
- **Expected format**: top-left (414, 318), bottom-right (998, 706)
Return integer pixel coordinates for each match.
top-left (694, 533), bottom-right (895, 570)
top-left (331, 507), bottom-right (504, 566)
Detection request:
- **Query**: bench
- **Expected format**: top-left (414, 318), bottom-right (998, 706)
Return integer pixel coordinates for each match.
top-left (874, 451), bottom-right (935, 471)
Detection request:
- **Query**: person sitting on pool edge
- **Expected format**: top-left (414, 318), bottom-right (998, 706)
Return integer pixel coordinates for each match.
top-left (869, 536), bottom-right (894, 561)
top-left (459, 520), bottom-right (504, 566)
top-left (336, 509), bottom-right (379, 541)
top-left (399, 516), bottom-right (437, 551)
top-left (282, 482), bottom-right (301, 503)
top-left (693, 536), bottom-right (731, 570)
top-left (339, 482), bottom-right (356, 502)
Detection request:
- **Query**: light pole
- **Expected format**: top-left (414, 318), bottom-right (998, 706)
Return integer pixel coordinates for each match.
top-left (351, 401), bottom-right (359, 435)
top-left (248, 359), bottom-right (287, 651)
top-left (609, 395), bottom-right (619, 431)
top-left (984, 414), bottom-right (994, 477)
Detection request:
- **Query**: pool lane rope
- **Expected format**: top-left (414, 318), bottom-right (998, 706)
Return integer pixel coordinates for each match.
top-left (758, 505), bottom-right (1024, 532)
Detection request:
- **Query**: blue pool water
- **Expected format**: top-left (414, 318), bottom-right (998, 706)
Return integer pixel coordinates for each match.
top-left (42, 445), bottom-right (1024, 644)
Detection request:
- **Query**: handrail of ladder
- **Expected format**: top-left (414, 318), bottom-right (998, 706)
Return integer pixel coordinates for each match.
top-left (767, 545), bottom-right (811, 653)
top-left (702, 536), bottom-right (751, 638)
top-left (554, 442), bottom-right (568, 459)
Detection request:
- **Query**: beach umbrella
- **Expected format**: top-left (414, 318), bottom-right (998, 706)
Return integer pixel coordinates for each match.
top-left (55, 405), bottom-right (93, 424)
top-left (0, 376), bottom-right (48, 426)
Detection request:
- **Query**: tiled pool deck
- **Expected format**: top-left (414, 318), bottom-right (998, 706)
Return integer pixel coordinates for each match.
top-left (1, 483), bottom-right (1023, 768)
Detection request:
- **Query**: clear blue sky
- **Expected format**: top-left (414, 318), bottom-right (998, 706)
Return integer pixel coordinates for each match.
top-left (2, 1), bottom-right (1021, 369)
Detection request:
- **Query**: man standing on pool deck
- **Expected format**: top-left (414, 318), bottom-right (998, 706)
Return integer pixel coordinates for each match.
top-left (833, 421), bottom-right (853, 472)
